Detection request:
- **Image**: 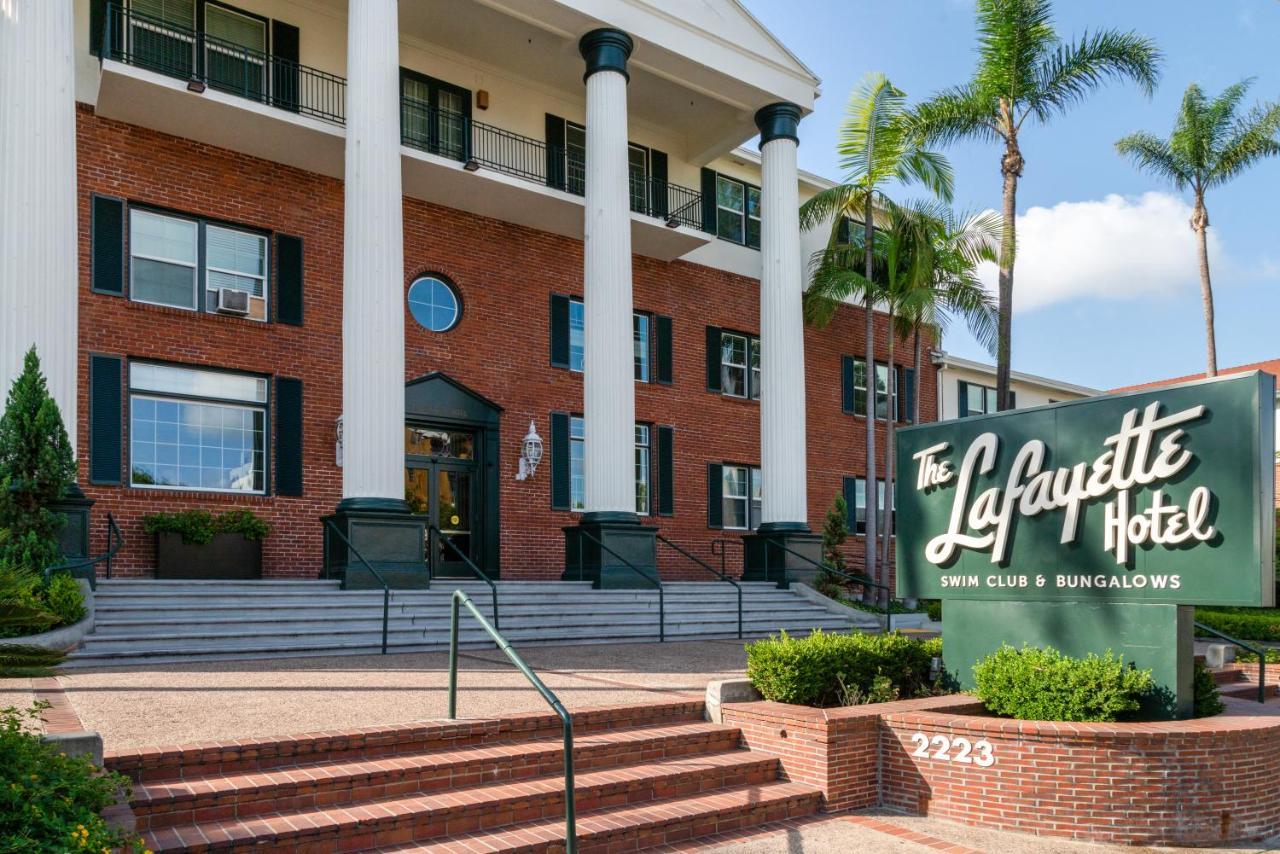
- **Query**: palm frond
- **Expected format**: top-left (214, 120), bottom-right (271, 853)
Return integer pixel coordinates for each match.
top-left (911, 85), bottom-right (1002, 147)
top-left (974, 0), bottom-right (1058, 102)
top-left (1115, 131), bottom-right (1191, 189)
top-left (1209, 99), bottom-right (1280, 188)
top-left (1028, 29), bottom-right (1162, 125)
top-left (899, 149), bottom-right (955, 203)
top-left (798, 184), bottom-right (865, 235)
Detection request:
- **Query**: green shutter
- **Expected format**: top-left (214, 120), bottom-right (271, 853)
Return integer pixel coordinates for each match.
top-left (655, 315), bottom-right (673, 385)
top-left (900, 367), bottom-right (916, 423)
top-left (271, 20), bottom-right (301, 112)
top-left (836, 217), bottom-right (851, 245)
top-left (843, 476), bottom-right (859, 533)
top-left (276, 234), bottom-right (304, 325)
top-left (90, 0), bottom-right (107, 56)
top-left (705, 326), bottom-right (722, 392)
top-left (650, 149), bottom-right (668, 219)
top-left (274, 377), bottom-right (303, 496)
top-left (545, 114), bottom-right (566, 191)
top-left (657, 426), bottom-right (674, 516)
top-left (550, 412), bottom-right (570, 510)
top-left (706, 463), bottom-right (723, 529)
top-left (700, 168), bottom-right (717, 233)
top-left (550, 294), bottom-right (570, 368)
top-left (91, 195), bottom-right (124, 296)
top-left (1008, 390), bottom-right (1017, 410)
top-left (957, 380), bottom-right (969, 417)
top-left (89, 355), bottom-right (122, 485)
top-left (841, 355), bottom-right (856, 414)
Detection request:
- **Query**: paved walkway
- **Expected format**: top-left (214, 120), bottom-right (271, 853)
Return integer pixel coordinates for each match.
top-left (41, 638), bottom-right (753, 749)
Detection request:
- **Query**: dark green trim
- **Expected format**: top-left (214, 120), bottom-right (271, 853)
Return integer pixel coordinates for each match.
top-left (270, 19), bottom-right (300, 111)
top-left (399, 67), bottom-right (472, 161)
top-left (275, 234), bottom-right (304, 325)
top-left (842, 475), bottom-right (858, 531)
top-left (580, 510), bottom-right (639, 525)
top-left (900, 367), bottom-right (916, 423)
top-left (91, 195), bottom-right (125, 296)
top-left (649, 149), bottom-right (669, 218)
top-left (549, 293), bottom-right (571, 368)
top-left (88, 354), bottom-right (123, 485)
top-left (841, 355), bottom-right (856, 414)
top-left (753, 102), bottom-right (803, 146)
top-left (545, 114), bottom-right (567, 190)
top-left (655, 315), bottom-right (673, 385)
top-left (957, 379), bottom-right (969, 417)
top-left (705, 326), bottom-right (722, 393)
top-left (274, 377), bottom-right (303, 496)
top-left (657, 425), bottom-right (674, 516)
top-left (706, 462), bottom-right (723, 529)
top-left (336, 497), bottom-right (411, 513)
top-left (700, 168), bottom-right (717, 233)
top-left (579, 28), bottom-right (633, 82)
top-left (550, 411), bottom-right (571, 510)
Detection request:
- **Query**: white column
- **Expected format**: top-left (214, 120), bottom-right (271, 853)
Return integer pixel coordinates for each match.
top-left (340, 0), bottom-right (405, 505)
top-left (756, 104), bottom-right (807, 527)
top-left (0, 0), bottom-right (79, 452)
top-left (580, 30), bottom-right (636, 516)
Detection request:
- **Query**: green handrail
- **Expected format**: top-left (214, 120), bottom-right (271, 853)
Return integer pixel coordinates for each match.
top-left (654, 534), bottom-right (741, 639)
top-left (1194, 620), bottom-right (1267, 704)
top-left (44, 513), bottom-right (123, 592)
top-left (322, 519), bottom-right (391, 655)
top-left (428, 523), bottom-right (499, 630)
top-left (575, 529), bottom-right (664, 642)
top-left (449, 590), bottom-right (577, 852)
top-left (763, 539), bottom-right (896, 633)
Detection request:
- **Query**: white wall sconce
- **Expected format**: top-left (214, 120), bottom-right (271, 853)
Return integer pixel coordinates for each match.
top-left (516, 420), bottom-right (543, 480)
top-left (335, 416), bottom-right (344, 468)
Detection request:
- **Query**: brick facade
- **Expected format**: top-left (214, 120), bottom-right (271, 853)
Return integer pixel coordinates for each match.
top-left (75, 104), bottom-right (935, 581)
top-left (722, 694), bottom-right (1280, 847)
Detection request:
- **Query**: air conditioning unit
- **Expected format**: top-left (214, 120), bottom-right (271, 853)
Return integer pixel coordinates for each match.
top-left (216, 288), bottom-right (251, 315)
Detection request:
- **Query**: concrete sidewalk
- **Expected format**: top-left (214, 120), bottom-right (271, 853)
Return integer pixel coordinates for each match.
top-left (53, 638), bottom-right (752, 750)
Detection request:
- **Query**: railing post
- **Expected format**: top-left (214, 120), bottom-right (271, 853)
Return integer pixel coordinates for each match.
top-left (658, 586), bottom-right (665, 643)
top-left (559, 700), bottom-right (578, 854)
top-left (448, 593), bottom-right (460, 719)
top-left (737, 585), bottom-right (742, 640)
top-left (381, 587), bottom-right (389, 654)
top-left (1261, 658), bottom-right (1267, 705)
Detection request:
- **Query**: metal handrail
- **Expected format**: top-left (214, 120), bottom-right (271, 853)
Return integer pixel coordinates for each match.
top-left (449, 590), bottom-right (577, 852)
top-left (763, 539), bottom-right (896, 633)
top-left (655, 534), bottom-right (741, 639)
top-left (44, 513), bottom-right (123, 592)
top-left (103, 4), bottom-right (346, 124)
top-left (322, 519), bottom-right (391, 655)
top-left (1195, 620), bottom-right (1267, 704)
top-left (428, 523), bottom-right (499, 630)
top-left (575, 529), bottom-right (664, 642)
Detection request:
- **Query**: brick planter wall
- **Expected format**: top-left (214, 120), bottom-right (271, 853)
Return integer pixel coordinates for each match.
top-left (723, 695), bottom-right (1280, 847)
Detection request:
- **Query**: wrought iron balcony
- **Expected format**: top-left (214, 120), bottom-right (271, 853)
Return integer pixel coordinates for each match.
top-left (100, 3), bottom-right (707, 233)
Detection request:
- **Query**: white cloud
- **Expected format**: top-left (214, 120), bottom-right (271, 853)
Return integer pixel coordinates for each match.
top-left (978, 192), bottom-right (1224, 313)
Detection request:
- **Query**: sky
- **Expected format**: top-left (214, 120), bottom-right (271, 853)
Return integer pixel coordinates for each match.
top-left (742, 0), bottom-right (1280, 391)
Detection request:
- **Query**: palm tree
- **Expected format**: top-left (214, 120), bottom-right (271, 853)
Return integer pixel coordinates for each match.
top-left (1116, 80), bottom-right (1280, 376)
top-left (799, 72), bottom-right (952, 598)
top-left (912, 0), bottom-right (1161, 409)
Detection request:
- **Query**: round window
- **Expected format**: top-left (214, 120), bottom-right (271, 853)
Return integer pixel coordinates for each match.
top-left (407, 275), bottom-right (461, 332)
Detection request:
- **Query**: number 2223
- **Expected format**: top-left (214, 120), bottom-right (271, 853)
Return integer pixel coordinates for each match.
top-left (909, 732), bottom-right (995, 767)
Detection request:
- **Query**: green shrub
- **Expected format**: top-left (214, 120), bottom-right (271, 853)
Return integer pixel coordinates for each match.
top-left (923, 600), bottom-right (942, 622)
top-left (746, 630), bottom-right (943, 707)
top-left (143, 507), bottom-right (271, 544)
top-left (0, 704), bottom-right (142, 852)
top-left (1192, 660), bottom-right (1225, 718)
top-left (840, 597), bottom-right (922, 615)
top-left (0, 349), bottom-right (77, 575)
top-left (972, 645), bottom-right (1153, 722)
top-left (820, 493), bottom-right (849, 573)
top-left (1196, 608), bottom-right (1280, 642)
top-left (0, 644), bottom-right (66, 678)
top-left (1234, 647), bottom-right (1280, 663)
top-left (42, 573), bottom-right (85, 627)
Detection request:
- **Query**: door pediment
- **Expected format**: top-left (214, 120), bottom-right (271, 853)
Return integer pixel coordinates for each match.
top-left (405, 372), bottom-right (502, 427)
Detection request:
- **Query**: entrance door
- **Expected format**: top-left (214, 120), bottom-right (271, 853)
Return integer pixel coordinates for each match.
top-left (405, 426), bottom-right (479, 579)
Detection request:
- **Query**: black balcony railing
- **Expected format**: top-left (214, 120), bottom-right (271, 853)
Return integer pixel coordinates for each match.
top-left (101, 4), bottom-right (706, 231)
top-left (102, 3), bottom-right (346, 125)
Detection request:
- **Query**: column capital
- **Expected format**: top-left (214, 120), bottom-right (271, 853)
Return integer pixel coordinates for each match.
top-left (579, 28), bottom-right (634, 83)
top-left (754, 102), bottom-right (803, 147)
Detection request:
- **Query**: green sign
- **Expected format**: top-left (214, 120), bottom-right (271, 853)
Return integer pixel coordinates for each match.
top-left (895, 372), bottom-right (1275, 607)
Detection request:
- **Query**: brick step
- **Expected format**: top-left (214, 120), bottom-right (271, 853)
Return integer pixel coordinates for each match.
top-left (1219, 678), bottom-right (1279, 700)
top-left (106, 700), bottom-right (704, 783)
top-left (1212, 665), bottom-right (1247, 685)
top-left (382, 781), bottom-right (821, 853)
top-left (142, 750), bottom-right (786, 851)
top-left (133, 720), bottom-right (743, 830)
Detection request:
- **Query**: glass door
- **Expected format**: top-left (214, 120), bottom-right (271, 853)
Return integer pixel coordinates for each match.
top-left (404, 426), bottom-right (480, 579)
top-left (130, 0), bottom-right (196, 79)
top-left (204, 2), bottom-right (267, 99)
top-left (399, 71), bottom-right (471, 161)
top-left (433, 466), bottom-right (473, 577)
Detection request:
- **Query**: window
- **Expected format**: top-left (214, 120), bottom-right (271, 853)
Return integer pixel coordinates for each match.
top-left (566, 123), bottom-right (587, 196)
top-left (714, 175), bottom-right (761, 249)
top-left (635, 425), bottom-right (651, 515)
top-left (129, 362), bottom-right (267, 493)
top-left (400, 71), bottom-right (471, 161)
top-left (963, 381), bottom-right (998, 417)
top-left (850, 477), bottom-right (891, 535)
top-left (129, 208), bottom-right (269, 320)
top-left (204, 2), bottom-right (267, 98)
top-left (722, 464), bottom-right (762, 531)
top-left (846, 358), bottom-right (906, 420)
top-left (720, 332), bottom-right (761, 399)
top-left (567, 298), bottom-right (652, 381)
top-left (407, 275), bottom-right (461, 332)
top-left (628, 145), bottom-right (650, 214)
top-left (568, 417), bottom-right (651, 512)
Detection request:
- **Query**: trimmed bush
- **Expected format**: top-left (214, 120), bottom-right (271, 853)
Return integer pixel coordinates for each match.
top-left (1192, 660), bottom-right (1224, 718)
top-left (924, 599), bottom-right (942, 622)
top-left (42, 573), bottom-right (85, 627)
top-left (1235, 647), bottom-right (1280, 663)
top-left (0, 704), bottom-right (142, 852)
top-left (1196, 608), bottom-right (1280, 643)
top-left (972, 645), bottom-right (1153, 722)
top-left (746, 630), bottom-right (943, 707)
top-left (143, 507), bottom-right (271, 545)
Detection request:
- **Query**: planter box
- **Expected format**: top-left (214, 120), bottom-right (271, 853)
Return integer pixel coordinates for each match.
top-left (155, 532), bottom-right (261, 580)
